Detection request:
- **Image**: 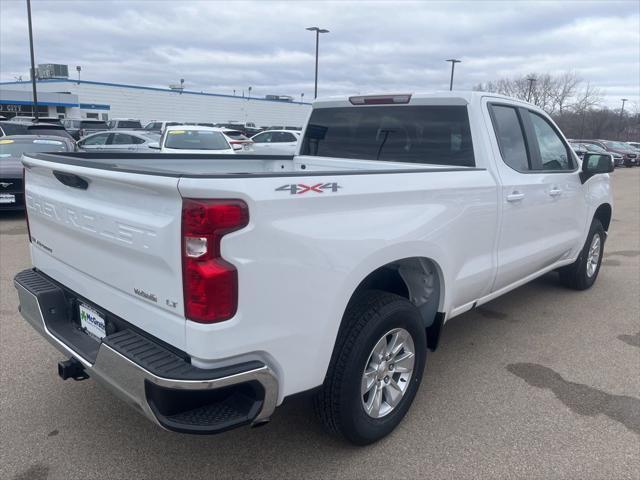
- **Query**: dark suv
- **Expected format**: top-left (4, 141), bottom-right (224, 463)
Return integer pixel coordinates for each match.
top-left (572, 139), bottom-right (638, 167)
top-left (62, 119), bottom-right (109, 140)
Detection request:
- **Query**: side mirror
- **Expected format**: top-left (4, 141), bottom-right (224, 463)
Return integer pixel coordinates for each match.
top-left (580, 152), bottom-right (614, 183)
top-left (147, 142), bottom-right (160, 150)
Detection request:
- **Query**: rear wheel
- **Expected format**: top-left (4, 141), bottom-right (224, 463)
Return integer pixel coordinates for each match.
top-left (559, 219), bottom-right (605, 290)
top-left (314, 291), bottom-right (426, 445)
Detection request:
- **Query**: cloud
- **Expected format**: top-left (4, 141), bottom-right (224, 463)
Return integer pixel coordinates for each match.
top-left (0, 0), bottom-right (638, 108)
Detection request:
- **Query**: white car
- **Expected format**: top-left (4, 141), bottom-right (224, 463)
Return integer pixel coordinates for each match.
top-left (160, 125), bottom-right (236, 154)
top-left (142, 120), bottom-right (184, 133)
top-left (250, 129), bottom-right (300, 155)
top-left (16, 91), bottom-right (613, 445)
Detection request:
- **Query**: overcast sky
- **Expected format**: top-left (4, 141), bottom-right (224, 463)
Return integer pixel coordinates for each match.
top-left (1, 0), bottom-right (638, 109)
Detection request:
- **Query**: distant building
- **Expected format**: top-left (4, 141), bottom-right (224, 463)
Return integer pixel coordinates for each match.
top-left (0, 78), bottom-right (310, 127)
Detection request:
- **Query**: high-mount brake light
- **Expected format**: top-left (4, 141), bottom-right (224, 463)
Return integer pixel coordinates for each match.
top-left (348, 94), bottom-right (412, 105)
top-left (181, 199), bottom-right (249, 323)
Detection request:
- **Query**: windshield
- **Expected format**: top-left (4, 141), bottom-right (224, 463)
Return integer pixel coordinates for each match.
top-left (0, 138), bottom-right (69, 158)
top-left (0, 123), bottom-right (26, 135)
top-left (27, 127), bottom-right (74, 140)
top-left (301, 105), bottom-right (475, 166)
top-left (164, 130), bottom-right (230, 150)
top-left (80, 121), bottom-right (108, 129)
top-left (585, 144), bottom-right (606, 153)
top-left (602, 140), bottom-right (631, 150)
top-left (117, 120), bottom-right (142, 129)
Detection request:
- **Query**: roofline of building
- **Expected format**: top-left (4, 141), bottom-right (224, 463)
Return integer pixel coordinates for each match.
top-left (0, 79), bottom-right (312, 105)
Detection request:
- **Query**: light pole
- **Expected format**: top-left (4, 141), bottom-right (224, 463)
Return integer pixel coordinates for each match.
top-left (306, 27), bottom-right (329, 98)
top-left (76, 65), bottom-right (81, 84)
top-left (248, 86), bottom-right (252, 100)
top-left (526, 76), bottom-right (537, 102)
top-left (301, 92), bottom-right (304, 103)
top-left (445, 59), bottom-right (461, 91)
top-left (26, 0), bottom-right (39, 121)
top-left (619, 98), bottom-right (628, 140)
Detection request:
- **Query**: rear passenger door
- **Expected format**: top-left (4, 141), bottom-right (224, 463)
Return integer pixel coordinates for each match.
top-left (487, 101), bottom-right (584, 291)
top-left (269, 131), bottom-right (299, 154)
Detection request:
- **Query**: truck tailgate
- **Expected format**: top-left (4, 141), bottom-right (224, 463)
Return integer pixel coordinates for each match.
top-left (22, 155), bottom-right (186, 346)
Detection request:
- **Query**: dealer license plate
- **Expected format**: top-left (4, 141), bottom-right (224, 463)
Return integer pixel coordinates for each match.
top-left (79, 303), bottom-right (106, 340)
top-left (0, 194), bottom-right (15, 204)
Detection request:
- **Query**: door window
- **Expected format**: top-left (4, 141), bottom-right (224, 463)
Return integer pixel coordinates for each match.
top-left (82, 133), bottom-right (110, 146)
top-left (274, 132), bottom-right (297, 142)
top-left (489, 105), bottom-right (530, 172)
top-left (111, 133), bottom-right (138, 145)
top-left (528, 112), bottom-right (572, 171)
top-left (253, 132), bottom-right (272, 143)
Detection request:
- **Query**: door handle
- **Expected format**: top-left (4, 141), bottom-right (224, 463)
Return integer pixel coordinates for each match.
top-left (549, 188), bottom-right (562, 197)
top-left (506, 192), bottom-right (525, 202)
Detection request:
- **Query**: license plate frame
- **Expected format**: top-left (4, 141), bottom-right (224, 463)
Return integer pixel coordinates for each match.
top-left (79, 303), bottom-right (107, 340)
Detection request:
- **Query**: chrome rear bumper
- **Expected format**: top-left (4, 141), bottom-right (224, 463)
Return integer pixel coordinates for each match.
top-left (14, 269), bottom-right (278, 433)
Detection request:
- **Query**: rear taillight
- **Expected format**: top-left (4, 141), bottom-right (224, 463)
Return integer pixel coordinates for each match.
top-left (23, 167), bottom-right (31, 243)
top-left (181, 199), bottom-right (249, 323)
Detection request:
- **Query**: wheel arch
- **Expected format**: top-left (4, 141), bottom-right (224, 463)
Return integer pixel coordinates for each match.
top-left (593, 203), bottom-right (612, 231)
top-left (341, 256), bottom-right (446, 351)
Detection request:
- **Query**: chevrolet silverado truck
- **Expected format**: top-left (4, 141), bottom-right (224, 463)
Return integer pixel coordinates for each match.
top-left (14, 92), bottom-right (614, 445)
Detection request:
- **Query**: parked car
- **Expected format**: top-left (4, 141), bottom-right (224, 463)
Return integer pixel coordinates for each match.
top-left (143, 121), bottom-right (184, 133)
top-left (62, 119), bottom-right (109, 140)
top-left (215, 122), bottom-right (262, 137)
top-left (77, 130), bottom-right (160, 152)
top-left (0, 135), bottom-right (74, 210)
top-left (159, 125), bottom-right (236, 153)
top-left (10, 116), bottom-right (64, 126)
top-left (107, 119), bottom-right (143, 130)
top-left (15, 92), bottom-right (614, 445)
top-left (580, 142), bottom-right (624, 167)
top-left (220, 128), bottom-right (254, 152)
top-left (572, 139), bottom-right (637, 167)
top-left (250, 129), bottom-right (300, 155)
top-left (626, 141), bottom-right (640, 150)
top-left (0, 121), bottom-right (75, 142)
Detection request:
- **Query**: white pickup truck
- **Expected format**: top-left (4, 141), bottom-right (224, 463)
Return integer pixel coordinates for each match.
top-left (15, 92), bottom-right (614, 445)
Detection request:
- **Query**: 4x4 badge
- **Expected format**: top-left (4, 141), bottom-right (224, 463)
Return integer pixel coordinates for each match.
top-left (275, 182), bottom-right (341, 195)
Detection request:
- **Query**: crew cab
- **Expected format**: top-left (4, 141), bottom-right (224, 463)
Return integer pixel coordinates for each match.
top-left (14, 92), bottom-right (613, 445)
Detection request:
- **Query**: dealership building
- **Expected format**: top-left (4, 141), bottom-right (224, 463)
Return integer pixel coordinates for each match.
top-left (0, 67), bottom-right (311, 127)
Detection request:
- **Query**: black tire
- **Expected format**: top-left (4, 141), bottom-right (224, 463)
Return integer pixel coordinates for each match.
top-left (559, 219), bottom-right (605, 290)
top-left (313, 290), bottom-right (427, 445)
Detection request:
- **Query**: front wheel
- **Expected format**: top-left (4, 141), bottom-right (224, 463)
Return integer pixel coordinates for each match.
top-left (314, 291), bottom-right (427, 445)
top-left (559, 219), bottom-right (605, 290)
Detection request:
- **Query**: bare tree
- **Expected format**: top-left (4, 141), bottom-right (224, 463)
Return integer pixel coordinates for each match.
top-left (474, 72), bottom-right (637, 141)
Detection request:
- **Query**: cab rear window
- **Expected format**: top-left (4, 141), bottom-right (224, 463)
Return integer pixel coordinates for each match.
top-left (301, 105), bottom-right (475, 166)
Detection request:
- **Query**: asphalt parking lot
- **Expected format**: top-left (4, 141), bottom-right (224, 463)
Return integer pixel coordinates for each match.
top-left (1, 169), bottom-right (638, 480)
